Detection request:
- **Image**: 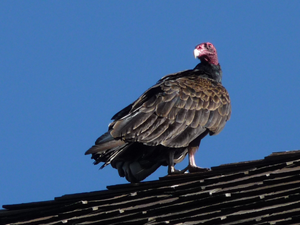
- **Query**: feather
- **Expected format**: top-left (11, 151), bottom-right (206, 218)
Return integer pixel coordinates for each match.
top-left (138, 117), bottom-right (167, 142)
top-left (185, 109), bottom-right (196, 126)
top-left (199, 109), bottom-right (210, 126)
top-left (190, 109), bottom-right (203, 128)
top-left (176, 108), bottom-right (188, 123)
top-left (156, 96), bottom-right (177, 117)
top-left (140, 119), bottom-right (170, 144)
top-left (134, 114), bottom-right (158, 135)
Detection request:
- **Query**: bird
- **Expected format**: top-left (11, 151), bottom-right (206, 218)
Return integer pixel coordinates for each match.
top-left (85, 42), bottom-right (231, 183)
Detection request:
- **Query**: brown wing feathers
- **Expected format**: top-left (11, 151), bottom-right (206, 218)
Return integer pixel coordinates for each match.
top-left (109, 75), bottom-right (231, 148)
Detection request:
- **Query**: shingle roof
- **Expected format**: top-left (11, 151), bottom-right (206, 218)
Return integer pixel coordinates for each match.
top-left (1, 150), bottom-right (300, 225)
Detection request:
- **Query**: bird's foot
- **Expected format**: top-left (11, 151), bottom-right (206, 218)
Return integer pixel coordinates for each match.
top-left (168, 165), bottom-right (184, 175)
top-left (182, 165), bottom-right (210, 173)
top-left (189, 166), bottom-right (210, 173)
top-left (169, 169), bottom-right (183, 175)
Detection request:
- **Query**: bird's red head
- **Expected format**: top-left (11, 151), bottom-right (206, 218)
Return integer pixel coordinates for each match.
top-left (194, 42), bottom-right (218, 65)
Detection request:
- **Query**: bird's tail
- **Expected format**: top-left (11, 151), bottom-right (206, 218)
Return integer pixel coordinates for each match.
top-left (110, 143), bottom-right (167, 183)
top-left (86, 136), bottom-right (163, 182)
top-left (111, 144), bottom-right (188, 183)
top-left (85, 132), bottom-right (125, 155)
top-left (85, 132), bottom-right (187, 183)
top-left (85, 132), bottom-right (126, 168)
top-left (113, 158), bottom-right (162, 183)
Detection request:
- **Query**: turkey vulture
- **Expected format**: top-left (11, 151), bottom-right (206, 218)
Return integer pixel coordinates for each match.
top-left (85, 42), bottom-right (231, 183)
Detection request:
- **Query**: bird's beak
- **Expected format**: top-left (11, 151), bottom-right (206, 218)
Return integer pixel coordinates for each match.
top-left (194, 49), bottom-right (200, 59)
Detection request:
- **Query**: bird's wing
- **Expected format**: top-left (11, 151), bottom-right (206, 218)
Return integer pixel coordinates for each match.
top-left (110, 71), bottom-right (231, 148)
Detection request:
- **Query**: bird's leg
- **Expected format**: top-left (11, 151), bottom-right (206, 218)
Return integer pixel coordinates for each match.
top-left (182, 140), bottom-right (210, 173)
top-left (168, 150), bottom-right (182, 175)
top-left (187, 146), bottom-right (210, 172)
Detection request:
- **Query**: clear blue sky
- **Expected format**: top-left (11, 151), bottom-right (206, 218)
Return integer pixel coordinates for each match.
top-left (1, 1), bottom-right (300, 207)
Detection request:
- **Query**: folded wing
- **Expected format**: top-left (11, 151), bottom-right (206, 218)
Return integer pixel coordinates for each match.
top-left (109, 72), bottom-right (231, 148)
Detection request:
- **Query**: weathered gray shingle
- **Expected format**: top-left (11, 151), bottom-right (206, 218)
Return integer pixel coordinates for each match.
top-left (1, 150), bottom-right (300, 225)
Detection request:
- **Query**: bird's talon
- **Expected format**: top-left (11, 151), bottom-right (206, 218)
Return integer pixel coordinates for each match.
top-left (189, 166), bottom-right (210, 173)
top-left (168, 169), bottom-right (183, 175)
top-left (172, 170), bottom-right (183, 175)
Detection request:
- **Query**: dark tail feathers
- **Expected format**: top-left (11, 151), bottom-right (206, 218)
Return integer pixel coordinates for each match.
top-left (86, 132), bottom-right (187, 183)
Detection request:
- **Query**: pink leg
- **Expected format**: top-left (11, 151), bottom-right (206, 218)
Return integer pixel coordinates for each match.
top-left (189, 146), bottom-right (198, 167)
top-left (187, 146), bottom-right (210, 173)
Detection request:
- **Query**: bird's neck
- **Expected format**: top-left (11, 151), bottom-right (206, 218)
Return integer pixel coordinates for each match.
top-left (194, 61), bottom-right (222, 83)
